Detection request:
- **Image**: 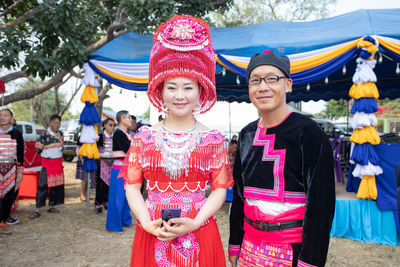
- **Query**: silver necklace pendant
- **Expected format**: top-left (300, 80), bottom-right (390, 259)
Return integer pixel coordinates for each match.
top-left (155, 121), bottom-right (200, 179)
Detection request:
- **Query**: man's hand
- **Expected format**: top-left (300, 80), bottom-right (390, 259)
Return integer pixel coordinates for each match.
top-left (35, 143), bottom-right (44, 150)
top-left (229, 255), bottom-right (238, 267)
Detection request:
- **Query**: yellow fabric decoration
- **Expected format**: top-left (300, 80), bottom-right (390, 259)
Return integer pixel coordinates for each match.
top-left (376, 37), bottom-right (400, 55)
top-left (350, 126), bottom-right (381, 145)
top-left (349, 82), bottom-right (379, 99)
top-left (78, 143), bottom-right (100, 159)
top-left (80, 86), bottom-right (99, 103)
top-left (357, 40), bottom-right (374, 48)
top-left (367, 45), bottom-right (379, 53)
top-left (95, 64), bottom-right (149, 84)
top-left (356, 175), bottom-right (377, 200)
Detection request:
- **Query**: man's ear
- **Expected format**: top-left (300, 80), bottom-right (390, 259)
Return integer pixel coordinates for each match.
top-left (285, 78), bottom-right (293, 93)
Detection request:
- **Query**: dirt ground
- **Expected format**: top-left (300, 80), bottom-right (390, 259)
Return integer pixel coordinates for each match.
top-left (1, 161), bottom-right (400, 267)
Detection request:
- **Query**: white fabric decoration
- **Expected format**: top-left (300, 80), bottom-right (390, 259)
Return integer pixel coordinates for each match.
top-left (351, 112), bottom-right (377, 129)
top-left (352, 58), bottom-right (377, 84)
top-left (79, 125), bottom-right (99, 144)
top-left (352, 162), bottom-right (383, 178)
top-left (82, 63), bottom-right (101, 87)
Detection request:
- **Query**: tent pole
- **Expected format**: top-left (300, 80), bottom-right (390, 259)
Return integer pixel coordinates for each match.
top-left (228, 102), bottom-right (232, 139)
top-left (86, 171), bottom-right (90, 216)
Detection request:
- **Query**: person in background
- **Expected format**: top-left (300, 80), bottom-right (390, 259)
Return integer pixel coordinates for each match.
top-left (30, 114), bottom-right (64, 219)
top-left (95, 118), bottom-right (115, 214)
top-left (228, 139), bottom-right (238, 170)
top-left (105, 110), bottom-right (132, 231)
top-left (228, 50), bottom-right (335, 266)
top-left (231, 135), bottom-right (238, 142)
top-left (0, 109), bottom-right (24, 234)
top-left (75, 134), bottom-right (96, 202)
top-left (128, 115), bottom-right (137, 137)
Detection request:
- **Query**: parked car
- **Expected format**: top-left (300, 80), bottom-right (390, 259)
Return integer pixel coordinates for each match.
top-left (312, 118), bottom-right (339, 139)
top-left (60, 119), bottom-right (81, 162)
top-left (15, 121), bottom-right (37, 141)
top-left (333, 122), bottom-right (353, 136)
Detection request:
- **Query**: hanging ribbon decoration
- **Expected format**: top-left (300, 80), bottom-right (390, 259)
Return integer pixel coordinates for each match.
top-left (78, 63), bottom-right (101, 172)
top-left (349, 36), bottom-right (382, 200)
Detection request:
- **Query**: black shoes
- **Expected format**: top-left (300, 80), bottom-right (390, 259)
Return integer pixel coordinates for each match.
top-left (6, 216), bottom-right (19, 225)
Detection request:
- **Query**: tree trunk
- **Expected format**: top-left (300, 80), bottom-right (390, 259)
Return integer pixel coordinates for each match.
top-left (95, 80), bottom-right (111, 130)
top-left (54, 85), bottom-right (60, 115)
top-left (2, 70), bottom-right (69, 105)
top-left (60, 83), bottom-right (82, 118)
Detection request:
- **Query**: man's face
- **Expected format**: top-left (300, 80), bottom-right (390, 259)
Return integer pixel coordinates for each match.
top-left (0, 110), bottom-right (12, 127)
top-left (120, 113), bottom-right (132, 128)
top-left (49, 118), bottom-right (61, 132)
top-left (130, 119), bottom-right (137, 131)
top-left (248, 65), bottom-right (292, 115)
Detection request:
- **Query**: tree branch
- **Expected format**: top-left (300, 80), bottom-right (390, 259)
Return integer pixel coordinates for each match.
top-left (54, 85), bottom-right (60, 114)
top-left (60, 83), bottom-right (82, 117)
top-left (0, 71), bottom-right (26, 83)
top-left (2, 70), bottom-right (70, 105)
top-left (85, 29), bottom-right (127, 53)
top-left (0, 6), bottom-right (41, 29)
top-left (0, 0), bottom-right (25, 17)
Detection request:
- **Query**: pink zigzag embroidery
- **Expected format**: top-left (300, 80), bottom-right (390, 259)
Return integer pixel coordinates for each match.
top-left (246, 127), bottom-right (306, 203)
top-left (251, 127), bottom-right (286, 200)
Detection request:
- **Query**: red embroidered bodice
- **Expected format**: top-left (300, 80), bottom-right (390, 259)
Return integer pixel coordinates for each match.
top-left (121, 126), bottom-right (233, 192)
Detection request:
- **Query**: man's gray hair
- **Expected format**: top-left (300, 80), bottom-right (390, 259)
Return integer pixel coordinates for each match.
top-left (116, 110), bottom-right (129, 123)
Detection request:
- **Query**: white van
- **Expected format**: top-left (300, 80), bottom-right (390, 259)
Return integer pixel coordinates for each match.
top-left (15, 121), bottom-right (37, 141)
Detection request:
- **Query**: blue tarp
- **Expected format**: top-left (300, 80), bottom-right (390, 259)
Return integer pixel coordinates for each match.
top-left (90, 8), bottom-right (400, 102)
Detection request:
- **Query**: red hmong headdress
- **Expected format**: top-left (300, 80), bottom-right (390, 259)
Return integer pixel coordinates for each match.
top-left (148, 15), bottom-right (216, 114)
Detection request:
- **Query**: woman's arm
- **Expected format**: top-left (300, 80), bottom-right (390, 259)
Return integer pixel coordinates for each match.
top-left (126, 183), bottom-right (162, 237)
top-left (158, 187), bottom-right (226, 241)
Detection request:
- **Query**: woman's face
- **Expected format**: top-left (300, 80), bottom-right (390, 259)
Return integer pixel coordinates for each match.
top-left (162, 77), bottom-right (200, 119)
top-left (104, 120), bottom-right (115, 135)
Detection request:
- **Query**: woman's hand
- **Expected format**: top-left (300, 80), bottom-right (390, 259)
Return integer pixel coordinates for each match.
top-left (157, 217), bottom-right (200, 241)
top-left (229, 255), bottom-right (238, 267)
top-left (141, 218), bottom-right (163, 237)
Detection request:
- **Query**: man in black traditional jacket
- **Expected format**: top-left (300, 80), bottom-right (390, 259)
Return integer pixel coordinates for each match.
top-left (228, 50), bottom-right (335, 267)
top-left (106, 110), bottom-right (132, 232)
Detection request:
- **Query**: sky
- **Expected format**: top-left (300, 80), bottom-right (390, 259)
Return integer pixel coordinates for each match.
top-left (45, 0), bottom-right (400, 133)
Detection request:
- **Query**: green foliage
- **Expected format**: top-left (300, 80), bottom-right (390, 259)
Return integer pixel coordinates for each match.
top-left (140, 106), bottom-right (150, 121)
top-left (9, 79), bottom-right (73, 124)
top-left (1, 0), bottom-right (232, 80)
top-left (315, 99), bottom-right (349, 120)
top-left (208, 0), bottom-right (336, 27)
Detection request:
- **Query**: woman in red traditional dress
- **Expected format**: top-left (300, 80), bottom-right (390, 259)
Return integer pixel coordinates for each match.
top-left (120, 15), bottom-right (233, 266)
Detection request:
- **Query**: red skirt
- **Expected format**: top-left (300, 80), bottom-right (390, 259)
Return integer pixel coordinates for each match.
top-left (130, 217), bottom-right (226, 267)
top-left (42, 157), bottom-right (64, 187)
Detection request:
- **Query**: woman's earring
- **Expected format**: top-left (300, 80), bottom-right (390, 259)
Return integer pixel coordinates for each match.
top-left (193, 102), bottom-right (201, 118)
top-left (161, 103), bottom-right (169, 116)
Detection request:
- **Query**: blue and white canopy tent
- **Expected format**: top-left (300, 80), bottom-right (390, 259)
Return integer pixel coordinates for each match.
top-left (88, 8), bottom-right (400, 103)
top-left (83, 8), bottom-right (400, 243)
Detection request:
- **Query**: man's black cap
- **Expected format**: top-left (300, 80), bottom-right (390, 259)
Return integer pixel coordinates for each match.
top-left (246, 49), bottom-right (291, 79)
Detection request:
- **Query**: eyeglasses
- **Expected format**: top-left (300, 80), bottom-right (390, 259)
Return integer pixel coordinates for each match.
top-left (248, 75), bottom-right (287, 86)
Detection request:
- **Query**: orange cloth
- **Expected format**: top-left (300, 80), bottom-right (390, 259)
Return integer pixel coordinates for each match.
top-left (350, 126), bottom-right (381, 145)
top-left (357, 175), bottom-right (377, 200)
top-left (349, 82), bottom-right (379, 99)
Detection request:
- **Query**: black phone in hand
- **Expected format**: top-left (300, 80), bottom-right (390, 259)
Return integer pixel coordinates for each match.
top-left (161, 208), bottom-right (181, 223)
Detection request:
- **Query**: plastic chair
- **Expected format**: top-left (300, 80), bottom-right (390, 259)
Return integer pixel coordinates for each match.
top-left (333, 136), bottom-right (345, 184)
